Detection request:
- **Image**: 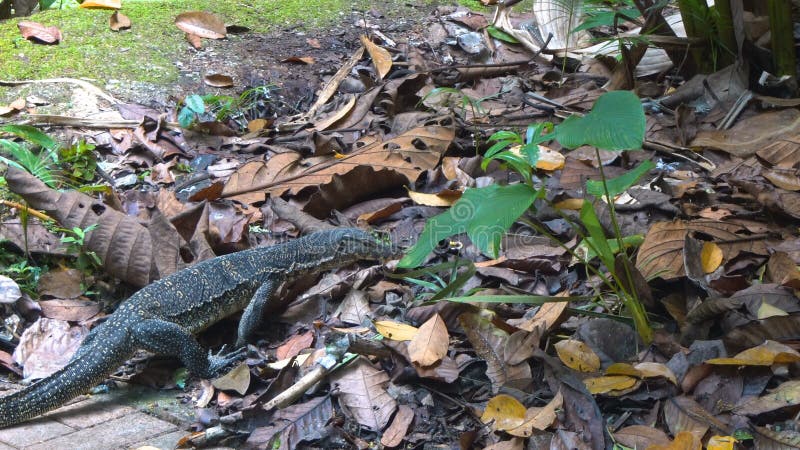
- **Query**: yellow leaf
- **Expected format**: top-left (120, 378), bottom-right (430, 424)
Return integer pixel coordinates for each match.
top-left (605, 363), bottom-right (642, 378)
top-left (553, 198), bottom-right (584, 211)
top-left (80, 0), bottom-right (121, 8)
top-left (583, 375), bottom-right (638, 395)
top-left (507, 390), bottom-right (563, 436)
top-left (554, 339), bottom-right (601, 372)
top-left (408, 314), bottom-right (449, 366)
top-left (757, 302), bottom-right (788, 319)
top-left (407, 189), bottom-right (461, 207)
top-left (634, 362), bottom-right (678, 385)
top-left (706, 340), bottom-right (800, 366)
top-left (701, 242), bottom-right (723, 273)
top-left (481, 394), bottom-right (526, 430)
top-left (360, 35), bottom-right (392, 80)
top-left (374, 320), bottom-right (418, 341)
top-left (645, 430), bottom-right (701, 450)
top-left (536, 146), bottom-right (566, 170)
top-left (706, 436), bottom-right (736, 450)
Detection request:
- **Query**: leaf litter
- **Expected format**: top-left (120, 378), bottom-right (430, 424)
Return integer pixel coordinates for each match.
top-left (4, 1), bottom-right (800, 449)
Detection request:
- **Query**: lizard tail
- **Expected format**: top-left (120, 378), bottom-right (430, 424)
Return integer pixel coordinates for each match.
top-left (0, 350), bottom-right (127, 428)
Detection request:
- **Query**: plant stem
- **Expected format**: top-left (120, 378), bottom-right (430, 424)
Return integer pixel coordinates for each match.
top-left (768, 0), bottom-right (798, 92)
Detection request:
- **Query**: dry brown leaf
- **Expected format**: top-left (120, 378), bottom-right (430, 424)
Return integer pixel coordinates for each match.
top-left (614, 425), bottom-right (671, 449)
top-left (332, 357), bottom-right (397, 430)
top-left (313, 95), bottom-right (357, 131)
top-left (691, 109), bottom-right (800, 158)
top-left (380, 404), bottom-right (413, 447)
top-left (663, 397), bottom-right (716, 442)
top-left (13, 318), bottom-right (88, 380)
top-left (636, 219), bottom-right (768, 280)
top-left (211, 362), bottom-right (250, 395)
top-left (360, 35), bottom-right (392, 80)
top-left (646, 431), bottom-right (701, 450)
top-left (408, 314), bottom-right (449, 367)
top-left (17, 21), bottom-right (62, 44)
top-left (39, 299), bottom-right (100, 322)
top-left (554, 339), bottom-right (601, 372)
top-left (109, 11), bottom-right (131, 31)
top-left (4, 168), bottom-right (186, 286)
top-left (174, 11), bottom-right (226, 39)
top-left (186, 32), bottom-right (203, 49)
top-left (221, 124), bottom-right (454, 200)
top-left (460, 312), bottom-right (531, 393)
top-left (204, 73), bottom-right (234, 88)
top-left (282, 55), bottom-right (315, 65)
top-left (506, 390), bottom-right (563, 437)
top-left (276, 330), bottom-right (314, 360)
top-left (37, 268), bottom-right (83, 299)
top-left (733, 379), bottom-right (800, 416)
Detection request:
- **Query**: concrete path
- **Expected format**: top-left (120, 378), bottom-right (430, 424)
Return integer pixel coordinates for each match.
top-left (0, 386), bottom-right (234, 450)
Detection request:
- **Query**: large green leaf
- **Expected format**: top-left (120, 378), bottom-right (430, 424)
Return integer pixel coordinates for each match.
top-left (586, 160), bottom-right (655, 197)
top-left (555, 90), bottom-right (645, 151)
top-left (398, 184), bottom-right (536, 268)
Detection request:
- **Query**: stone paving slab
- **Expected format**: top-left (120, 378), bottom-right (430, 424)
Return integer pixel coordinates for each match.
top-left (0, 385), bottom-right (237, 450)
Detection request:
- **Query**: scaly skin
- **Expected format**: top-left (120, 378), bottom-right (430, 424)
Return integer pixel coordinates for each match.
top-left (0, 228), bottom-right (396, 427)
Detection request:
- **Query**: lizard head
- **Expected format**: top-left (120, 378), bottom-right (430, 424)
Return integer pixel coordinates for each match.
top-left (329, 227), bottom-right (399, 261)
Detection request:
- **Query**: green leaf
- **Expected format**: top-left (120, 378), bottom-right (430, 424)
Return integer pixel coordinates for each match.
top-left (576, 234), bottom-right (644, 263)
top-left (555, 90), bottom-right (645, 151)
top-left (486, 26), bottom-right (519, 43)
top-left (398, 184), bottom-right (537, 267)
top-left (444, 294), bottom-right (591, 304)
top-left (0, 124), bottom-right (59, 154)
top-left (177, 108), bottom-right (196, 128)
top-left (585, 160), bottom-right (655, 197)
top-left (580, 200), bottom-right (615, 270)
top-left (572, 7), bottom-right (641, 33)
top-left (185, 94), bottom-right (205, 114)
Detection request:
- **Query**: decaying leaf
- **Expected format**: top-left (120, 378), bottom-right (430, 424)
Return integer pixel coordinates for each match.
top-left (380, 405), bottom-right (414, 447)
top-left (706, 340), bottom-right (800, 366)
top-left (203, 73), bottom-right (234, 88)
top-left (332, 357), bottom-right (397, 430)
top-left (109, 11), bottom-right (131, 31)
top-left (506, 390), bottom-right (563, 437)
top-left (211, 362), bottom-right (250, 395)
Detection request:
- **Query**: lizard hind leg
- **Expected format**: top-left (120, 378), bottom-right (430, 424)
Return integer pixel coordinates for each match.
top-left (132, 319), bottom-right (244, 379)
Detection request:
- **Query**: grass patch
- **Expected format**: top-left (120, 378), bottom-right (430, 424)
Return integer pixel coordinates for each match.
top-left (0, 0), bottom-right (379, 85)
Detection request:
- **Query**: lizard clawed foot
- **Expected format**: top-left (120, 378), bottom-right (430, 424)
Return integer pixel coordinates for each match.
top-left (205, 345), bottom-right (247, 378)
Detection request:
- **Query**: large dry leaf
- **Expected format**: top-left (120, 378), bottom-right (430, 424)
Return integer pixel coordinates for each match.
top-left (614, 425), bottom-right (671, 449)
top-left (554, 339), bottom-right (601, 372)
top-left (332, 357), bottom-right (397, 430)
top-left (13, 318), bottom-right (88, 380)
top-left (222, 124), bottom-right (454, 200)
top-left (636, 219), bottom-right (768, 280)
top-left (245, 396), bottom-right (333, 449)
top-left (408, 313), bottom-right (448, 367)
top-left (506, 390), bottom-right (563, 437)
top-left (482, 394), bottom-right (526, 430)
top-left (691, 109), bottom-right (800, 158)
top-left (5, 168), bottom-right (185, 286)
top-left (109, 11), bottom-right (131, 31)
top-left (459, 312), bottom-right (531, 392)
top-left (733, 380), bottom-right (800, 416)
top-left (17, 21), bottom-right (62, 44)
top-left (174, 11), bottom-right (227, 39)
top-left (360, 35), bottom-right (392, 80)
top-left (380, 405), bottom-right (413, 447)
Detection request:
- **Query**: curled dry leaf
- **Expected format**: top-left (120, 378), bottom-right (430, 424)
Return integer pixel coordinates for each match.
top-left (408, 313), bottom-right (449, 367)
top-left (360, 35), bottom-right (392, 80)
top-left (109, 11), bottom-right (131, 31)
top-left (380, 405), bottom-right (414, 447)
top-left (18, 21), bottom-right (62, 44)
top-left (204, 73), bottom-right (234, 88)
top-left (407, 189), bottom-right (461, 207)
top-left (175, 11), bottom-right (227, 39)
top-left (186, 32), bottom-right (203, 49)
top-left (706, 340), bottom-right (800, 366)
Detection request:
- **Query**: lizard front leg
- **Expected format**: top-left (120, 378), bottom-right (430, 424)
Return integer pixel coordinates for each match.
top-left (236, 278), bottom-right (278, 348)
top-left (132, 319), bottom-right (243, 379)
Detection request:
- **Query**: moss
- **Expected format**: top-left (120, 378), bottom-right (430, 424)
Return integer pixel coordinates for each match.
top-left (0, 0), bottom-right (380, 85)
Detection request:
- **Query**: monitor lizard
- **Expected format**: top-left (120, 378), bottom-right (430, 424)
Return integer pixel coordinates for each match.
top-left (0, 227), bottom-right (397, 427)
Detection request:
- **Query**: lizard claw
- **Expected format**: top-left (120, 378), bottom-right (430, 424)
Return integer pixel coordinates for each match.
top-left (206, 345), bottom-right (247, 378)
